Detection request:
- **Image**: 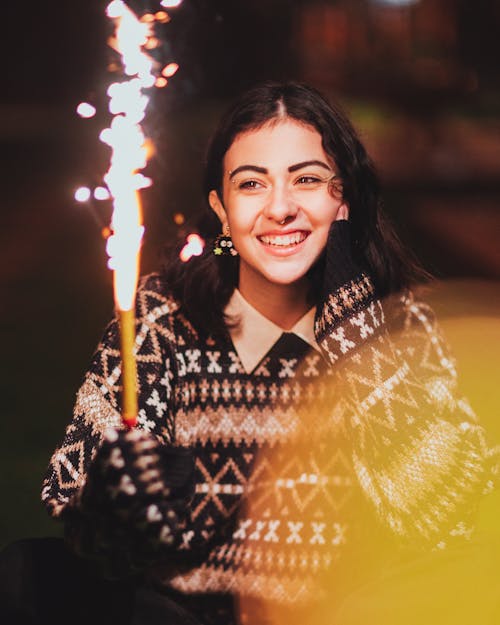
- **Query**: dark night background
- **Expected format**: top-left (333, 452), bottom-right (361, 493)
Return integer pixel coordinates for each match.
top-left (1, 0), bottom-right (500, 547)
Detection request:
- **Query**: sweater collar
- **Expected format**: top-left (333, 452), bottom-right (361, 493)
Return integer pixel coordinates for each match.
top-left (224, 289), bottom-right (319, 374)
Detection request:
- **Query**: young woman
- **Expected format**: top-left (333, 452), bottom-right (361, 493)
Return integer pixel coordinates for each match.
top-left (34, 83), bottom-right (496, 624)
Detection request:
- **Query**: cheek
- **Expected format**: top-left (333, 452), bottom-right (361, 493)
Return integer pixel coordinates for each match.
top-left (227, 214), bottom-right (253, 242)
top-left (226, 200), bottom-right (259, 235)
top-left (312, 202), bottom-right (339, 232)
top-left (311, 230), bottom-right (330, 265)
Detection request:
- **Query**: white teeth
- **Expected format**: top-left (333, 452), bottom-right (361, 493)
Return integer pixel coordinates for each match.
top-left (259, 232), bottom-right (307, 246)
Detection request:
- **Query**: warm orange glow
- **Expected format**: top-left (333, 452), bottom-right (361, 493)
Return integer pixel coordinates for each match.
top-left (144, 138), bottom-right (155, 159)
top-left (235, 280), bottom-right (500, 625)
top-left (102, 226), bottom-right (113, 239)
top-left (162, 62), bottom-right (179, 77)
top-left (173, 212), bottom-right (185, 225)
top-left (180, 233), bottom-right (204, 262)
top-left (155, 76), bottom-right (168, 88)
top-left (145, 37), bottom-right (160, 50)
top-left (141, 12), bottom-right (155, 23)
top-left (155, 11), bottom-right (171, 23)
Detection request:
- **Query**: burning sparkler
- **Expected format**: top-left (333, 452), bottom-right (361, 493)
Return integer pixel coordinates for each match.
top-left (100, 0), bottom-right (182, 427)
top-left (75, 1), bottom-right (198, 427)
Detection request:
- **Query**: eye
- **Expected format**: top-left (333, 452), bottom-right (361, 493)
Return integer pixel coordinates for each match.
top-left (296, 175), bottom-right (322, 184)
top-left (237, 179), bottom-right (265, 191)
top-left (294, 174), bottom-right (327, 187)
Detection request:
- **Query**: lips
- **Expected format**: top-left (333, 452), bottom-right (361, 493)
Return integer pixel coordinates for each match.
top-left (257, 231), bottom-right (309, 247)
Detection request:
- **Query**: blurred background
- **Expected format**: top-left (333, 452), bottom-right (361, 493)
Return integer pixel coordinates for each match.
top-left (1, 0), bottom-right (500, 547)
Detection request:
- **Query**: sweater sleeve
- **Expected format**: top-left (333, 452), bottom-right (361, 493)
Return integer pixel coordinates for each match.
top-left (40, 276), bottom-right (193, 576)
top-left (314, 273), bottom-right (499, 548)
top-left (41, 275), bottom-right (179, 518)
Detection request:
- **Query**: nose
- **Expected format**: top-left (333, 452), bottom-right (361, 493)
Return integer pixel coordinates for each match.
top-left (262, 182), bottom-right (298, 224)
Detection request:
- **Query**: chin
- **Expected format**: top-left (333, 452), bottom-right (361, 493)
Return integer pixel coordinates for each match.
top-left (261, 268), bottom-right (312, 286)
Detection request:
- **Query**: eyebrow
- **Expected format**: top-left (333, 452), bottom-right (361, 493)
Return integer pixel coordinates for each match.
top-left (229, 160), bottom-right (332, 179)
top-left (288, 160), bottom-right (332, 173)
top-left (229, 165), bottom-right (267, 179)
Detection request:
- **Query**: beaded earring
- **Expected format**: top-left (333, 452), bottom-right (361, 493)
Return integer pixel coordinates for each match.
top-left (213, 225), bottom-right (238, 257)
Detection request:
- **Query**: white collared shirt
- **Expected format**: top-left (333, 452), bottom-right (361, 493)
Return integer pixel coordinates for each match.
top-left (224, 289), bottom-right (320, 374)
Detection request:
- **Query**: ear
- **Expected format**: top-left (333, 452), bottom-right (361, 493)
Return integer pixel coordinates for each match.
top-left (336, 202), bottom-right (349, 221)
top-left (209, 190), bottom-right (228, 228)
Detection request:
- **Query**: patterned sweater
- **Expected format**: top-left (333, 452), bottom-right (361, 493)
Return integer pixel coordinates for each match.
top-left (41, 272), bottom-right (496, 606)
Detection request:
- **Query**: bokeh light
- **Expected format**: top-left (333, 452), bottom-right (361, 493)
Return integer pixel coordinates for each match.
top-left (160, 0), bottom-right (182, 7)
top-left (76, 102), bottom-right (96, 118)
top-left (74, 186), bottom-right (91, 202)
top-left (179, 233), bottom-right (204, 262)
top-left (94, 186), bottom-right (111, 201)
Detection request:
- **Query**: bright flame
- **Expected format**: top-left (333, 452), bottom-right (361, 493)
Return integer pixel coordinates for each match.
top-left (180, 234), bottom-right (205, 262)
top-left (76, 102), bottom-right (97, 118)
top-left (160, 0), bottom-right (183, 7)
top-left (102, 0), bottom-right (157, 311)
top-left (74, 186), bottom-right (91, 202)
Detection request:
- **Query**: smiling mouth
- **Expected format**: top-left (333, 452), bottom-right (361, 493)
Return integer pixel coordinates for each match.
top-left (257, 232), bottom-right (309, 247)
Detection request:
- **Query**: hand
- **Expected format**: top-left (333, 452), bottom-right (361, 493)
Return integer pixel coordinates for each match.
top-left (69, 428), bottom-right (195, 573)
top-left (321, 212), bottom-right (362, 298)
top-left (82, 427), bottom-right (194, 514)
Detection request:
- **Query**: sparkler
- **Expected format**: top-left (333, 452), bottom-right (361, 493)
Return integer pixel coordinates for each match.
top-left (99, 0), bottom-right (180, 427)
top-left (75, 1), bottom-right (197, 427)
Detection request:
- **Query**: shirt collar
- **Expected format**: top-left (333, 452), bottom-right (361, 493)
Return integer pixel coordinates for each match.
top-left (224, 289), bottom-right (319, 374)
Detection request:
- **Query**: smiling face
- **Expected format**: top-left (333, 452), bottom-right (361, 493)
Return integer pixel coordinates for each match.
top-left (209, 118), bottom-right (348, 302)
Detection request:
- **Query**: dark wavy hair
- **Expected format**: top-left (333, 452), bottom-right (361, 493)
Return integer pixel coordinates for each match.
top-left (163, 81), bottom-right (427, 337)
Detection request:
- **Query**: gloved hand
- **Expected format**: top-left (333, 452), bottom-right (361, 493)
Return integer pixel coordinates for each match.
top-left (65, 428), bottom-right (195, 577)
top-left (320, 216), bottom-right (362, 300)
top-left (314, 215), bottom-right (377, 348)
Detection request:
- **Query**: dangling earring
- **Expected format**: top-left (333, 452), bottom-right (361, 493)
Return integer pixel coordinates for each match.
top-left (213, 225), bottom-right (238, 257)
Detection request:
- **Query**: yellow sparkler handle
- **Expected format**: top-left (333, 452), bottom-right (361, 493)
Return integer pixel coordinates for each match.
top-left (119, 308), bottom-right (138, 428)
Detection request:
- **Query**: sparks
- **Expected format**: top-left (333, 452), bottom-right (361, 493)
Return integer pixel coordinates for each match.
top-left (162, 62), bottom-right (179, 78)
top-left (101, 0), bottom-right (157, 311)
top-left (76, 102), bottom-right (97, 118)
top-left (94, 186), bottom-right (111, 201)
top-left (102, 0), bottom-right (162, 427)
top-left (83, 0), bottom-right (181, 427)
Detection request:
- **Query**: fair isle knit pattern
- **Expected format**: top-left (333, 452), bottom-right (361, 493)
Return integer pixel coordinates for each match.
top-left (42, 273), bottom-right (497, 602)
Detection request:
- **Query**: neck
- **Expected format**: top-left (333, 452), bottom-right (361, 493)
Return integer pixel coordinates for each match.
top-left (238, 273), bottom-right (311, 331)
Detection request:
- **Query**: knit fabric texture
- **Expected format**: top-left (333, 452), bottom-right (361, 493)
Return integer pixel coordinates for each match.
top-left (41, 272), bottom-right (498, 606)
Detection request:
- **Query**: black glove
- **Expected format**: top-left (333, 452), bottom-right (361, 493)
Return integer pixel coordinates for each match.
top-left (66, 428), bottom-right (195, 577)
top-left (320, 219), bottom-right (363, 300)
top-left (315, 219), bottom-right (376, 346)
